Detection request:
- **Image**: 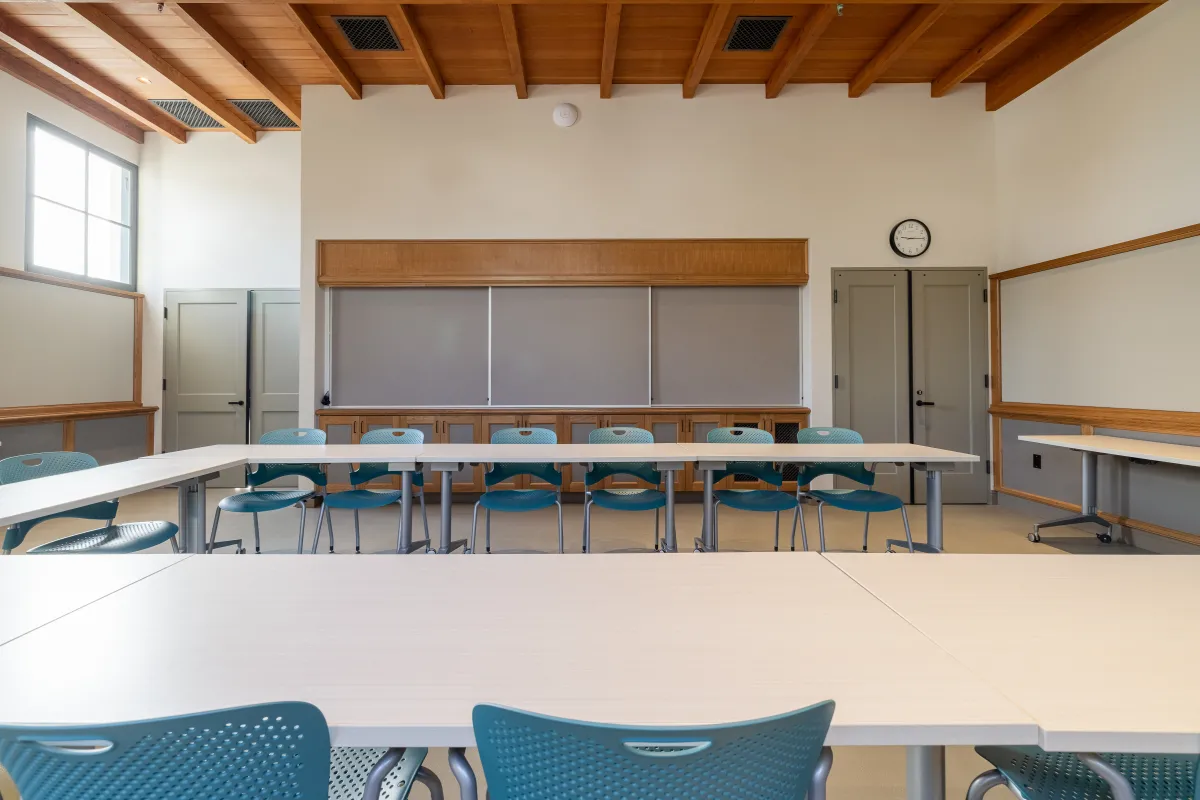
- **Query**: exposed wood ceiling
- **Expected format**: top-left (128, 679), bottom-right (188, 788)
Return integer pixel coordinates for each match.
top-left (0, 1), bottom-right (1165, 144)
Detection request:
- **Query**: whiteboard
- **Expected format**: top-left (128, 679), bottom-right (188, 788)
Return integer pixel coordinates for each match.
top-left (0, 274), bottom-right (135, 408)
top-left (1001, 235), bottom-right (1200, 412)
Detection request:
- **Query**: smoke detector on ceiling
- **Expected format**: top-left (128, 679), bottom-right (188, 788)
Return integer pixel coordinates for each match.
top-left (553, 103), bottom-right (579, 128)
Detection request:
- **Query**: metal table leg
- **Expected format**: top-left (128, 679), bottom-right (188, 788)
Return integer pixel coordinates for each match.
top-left (926, 467), bottom-right (943, 552)
top-left (448, 747), bottom-right (478, 800)
top-left (663, 469), bottom-right (676, 553)
top-left (433, 463), bottom-right (469, 554)
top-left (907, 745), bottom-right (945, 800)
top-left (1028, 451), bottom-right (1113, 543)
top-left (177, 476), bottom-right (213, 554)
top-left (395, 470), bottom-right (428, 554)
top-left (696, 461), bottom-right (721, 552)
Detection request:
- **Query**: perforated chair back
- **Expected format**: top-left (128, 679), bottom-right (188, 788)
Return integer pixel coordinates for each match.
top-left (486, 428), bottom-right (562, 488)
top-left (707, 427), bottom-right (782, 486)
top-left (0, 702), bottom-right (332, 800)
top-left (0, 452), bottom-right (117, 552)
top-left (585, 427), bottom-right (659, 488)
top-left (249, 428), bottom-right (328, 488)
top-left (976, 746), bottom-right (1199, 800)
top-left (474, 700), bottom-right (835, 800)
top-left (794, 427), bottom-right (875, 487)
top-left (352, 428), bottom-right (424, 484)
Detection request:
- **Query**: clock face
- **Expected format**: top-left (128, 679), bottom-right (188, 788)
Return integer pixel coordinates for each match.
top-left (891, 219), bottom-right (931, 258)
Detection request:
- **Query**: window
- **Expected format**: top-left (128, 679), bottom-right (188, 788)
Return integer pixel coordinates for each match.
top-left (26, 116), bottom-right (137, 290)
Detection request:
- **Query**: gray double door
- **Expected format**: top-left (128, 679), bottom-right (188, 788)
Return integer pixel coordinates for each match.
top-left (832, 269), bottom-right (989, 504)
top-left (162, 289), bottom-right (300, 486)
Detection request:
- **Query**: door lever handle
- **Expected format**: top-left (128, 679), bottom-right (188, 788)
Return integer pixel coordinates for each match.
top-left (227, 400), bottom-right (245, 406)
top-left (915, 400), bottom-right (935, 407)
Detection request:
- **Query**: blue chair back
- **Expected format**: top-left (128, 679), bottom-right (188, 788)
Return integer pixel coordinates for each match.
top-left (976, 746), bottom-right (1200, 800)
top-left (474, 700), bottom-right (835, 800)
top-left (486, 428), bottom-right (562, 488)
top-left (249, 428), bottom-right (327, 488)
top-left (351, 428), bottom-right (424, 485)
top-left (0, 452), bottom-right (117, 552)
top-left (0, 702), bottom-right (331, 800)
top-left (707, 427), bottom-right (783, 487)
top-left (585, 427), bottom-right (660, 488)
top-left (794, 427), bottom-right (875, 487)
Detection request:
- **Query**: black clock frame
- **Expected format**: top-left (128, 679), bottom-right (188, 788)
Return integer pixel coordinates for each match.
top-left (890, 219), bottom-right (931, 259)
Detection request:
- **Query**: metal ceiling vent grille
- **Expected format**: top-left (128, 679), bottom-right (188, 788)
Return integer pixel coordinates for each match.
top-left (231, 99), bottom-right (297, 129)
top-left (333, 16), bottom-right (403, 51)
top-left (150, 99), bottom-right (221, 128)
top-left (724, 16), bottom-right (791, 52)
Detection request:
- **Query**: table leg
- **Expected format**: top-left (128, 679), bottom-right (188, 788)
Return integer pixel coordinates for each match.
top-left (663, 469), bottom-right (676, 553)
top-left (907, 745), bottom-right (945, 800)
top-left (396, 471), bottom-right (414, 554)
top-left (448, 747), bottom-right (478, 800)
top-left (432, 464), bottom-right (469, 554)
top-left (925, 468), bottom-right (943, 553)
top-left (700, 466), bottom-right (715, 552)
top-left (1029, 451), bottom-right (1113, 543)
top-left (178, 478), bottom-right (207, 554)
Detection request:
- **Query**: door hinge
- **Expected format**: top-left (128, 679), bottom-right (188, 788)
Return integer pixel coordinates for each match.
top-left (984, 374), bottom-right (990, 389)
top-left (833, 288), bottom-right (839, 304)
top-left (983, 288), bottom-right (988, 303)
top-left (986, 459), bottom-right (991, 475)
top-left (834, 375), bottom-right (840, 389)
top-left (163, 307), bottom-right (168, 319)
top-left (162, 378), bottom-right (166, 390)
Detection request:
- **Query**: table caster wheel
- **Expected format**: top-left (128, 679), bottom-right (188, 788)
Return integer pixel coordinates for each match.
top-left (237, 547), bottom-right (246, 554)
top-left (1028, 531), bottom-right (1041, 543)
top-left (1097, 532), bottom-right (1112, 544)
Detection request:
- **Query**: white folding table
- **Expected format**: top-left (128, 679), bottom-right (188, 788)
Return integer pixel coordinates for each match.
top-left (0, 553), bottom-right (1036, 800)
top-left (1018, 434), bottom-right (1200, 544)
top-left (680, 443), bottom-right (979, 553)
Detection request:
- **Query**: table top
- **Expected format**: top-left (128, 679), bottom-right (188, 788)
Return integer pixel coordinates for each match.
top-left (680, 442), bottom-right (978, 464)
top-left (150, 444), bottom-right (423, 465)
top-left (827, 553), bottom-right (1200, 753)
top-left (1018, 434), bottom-right (1200, 469)
top-left (0, 553), bottom-right (1034, 749)
top-left (0, 455), bottom-right (245, 528)
top-left (417, 442), bottom-right (691, 465)
top-left (0, 555), bottom-right (190, 646)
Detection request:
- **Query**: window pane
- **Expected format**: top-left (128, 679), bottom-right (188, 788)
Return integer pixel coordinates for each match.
top-left (87, 216), bottom-right (131, 283)
top-left (31, 198), bottom-right (85, 275)
top-left (87, 152), bottom-right (132, 224)
top-left (32, 127), bottom-right (86, 210)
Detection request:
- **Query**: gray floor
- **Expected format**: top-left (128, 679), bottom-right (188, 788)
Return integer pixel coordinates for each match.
top-left (3, 491), bottom-right (1149, 800)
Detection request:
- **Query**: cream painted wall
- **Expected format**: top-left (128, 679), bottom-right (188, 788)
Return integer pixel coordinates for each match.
top-left (0, 69), bottom-right (140, 271)
top-left (300, 82), bottom-right (996, 430)
top-left (993, 1), bottom-right (1200, 271)
top-left (138, 131), bottom-right (300, 448)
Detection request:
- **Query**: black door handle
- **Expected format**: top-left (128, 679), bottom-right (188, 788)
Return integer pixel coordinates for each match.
top-left (228, 400), bottom-right (245, 406)
top-left (915, 400), bottom-right (935, 407)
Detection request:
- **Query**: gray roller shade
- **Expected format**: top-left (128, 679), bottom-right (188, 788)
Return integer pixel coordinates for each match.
top-left (651, 286), bottom-right (800, 406)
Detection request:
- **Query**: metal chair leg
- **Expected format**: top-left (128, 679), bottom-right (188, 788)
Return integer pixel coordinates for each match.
top-left (252, 513), bottom-right (261, 554)
top-left (362, 748), bottom-right (406, 800)
top-left (790, 505), bottom-right (801, 553)
top-left (485, 508), bottom-right (492, 554)
top-left (712, 499), bottom-right (720, 553)
top-left (774, 510), bottom-right (781, 552)
top-left (310, 504), bottom-right (328, 555)
top-left (352, 509), bottom-right (360, 554)
top-left (556, 496), bottom-right (564, 554)
top-left (448, 748), bottom-right (478, 800)
top-left (415, 766), bottom-right (445, 800)
top-left (862, 512), bottom-right (871, 552)
top-left (326, 508), bottom-right (335, 553)
top-left (966, 769), bottom-right (1009, 800)
top-left (816, 501), bottom-right (827, 553)
top-left (583, 499), bottom-right (593, 554)
top-left (207, 508), bottom-right (222, 554)
top-left (470, 501), bottom-right (481, 554)
top-left (1077, 753), bottom-right (1136, 800)
top-left (654, 507), bottom-right (660, 552)
top-left (900, 505), bottom-right (914, 553)
top-left (297, 503), bottom-right (307, 554)
top-left (418, 487), bottom-right (431, 553)
top-left (793, 498), bottom-right (809, 551)
top-left (809, 747), bottom-right (834, 800)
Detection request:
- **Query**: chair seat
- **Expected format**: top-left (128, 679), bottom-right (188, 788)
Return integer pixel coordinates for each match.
top-left (323, 489), bottom-right (402, 510)
top-left (715, 489), bottom-right (798, 512)
top-left (590, 488), bottom-right (667, 512)
top-left (478, 489), bottom-right (560, 512)
top-left (27, 521), bottom-right (179, 554)
top-left (328, 746), bottom-right (428, 800)
top-left (219, 489), bottom-right (315, 513)
top-left (808, 488), bottom-right (904, 513)
top-left (976, 746), bottom-right (1198, 800)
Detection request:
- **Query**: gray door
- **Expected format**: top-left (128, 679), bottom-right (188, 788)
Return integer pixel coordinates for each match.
top-left (832, 270), bottom-right (911, 501)
top-left (911, 269), bottom-right (990, 504)
top-left (250, 290), bottom-right (300, 443)
top-left (163, 289), bottom-right (248, 487)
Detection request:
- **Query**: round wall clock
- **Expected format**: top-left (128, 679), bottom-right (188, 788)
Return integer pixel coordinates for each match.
top-left (890, 219), bottom-right (931, 258)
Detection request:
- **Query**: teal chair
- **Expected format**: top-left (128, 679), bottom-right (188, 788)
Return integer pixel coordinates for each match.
top-left (582, 427), bottom-right (667, 553)
top-left (473, 700), bottom-right (836, 800)
top-left (209, 428), bottom-right (327, 555)
top-left (470, 428), bottom-right (563, 554)
top-left (703, 428), bottom-right (801, 553)
top-left (792, 427), bottom-right (915, 554)
top-left (0, 452), bottom-right (177, 556)
top-left (309, 428), bottom-right (430, 555)
top-left (0, 701), bottom-right (443, 800)
top-left (966, 746), bottom-right (1189, 800)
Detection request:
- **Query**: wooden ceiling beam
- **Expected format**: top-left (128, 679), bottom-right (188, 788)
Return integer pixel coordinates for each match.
top-left (682, 3), bottom-right (731, 99)
top-left (170, 2), bottom-right (300, 124)
top-left (497, 4), bottom-right (527, 99)
top-left (986, 2), bottom-right (1162, 111)
top-left (389, 5), bottom-right (443, 99)
top-left (849, 2), bottom-right (952, 98)
top-left (933, 3), bottom-right (1059, 97)
top-left (599, 2), bottom-right (621, 99)
top-left (62, 3), bottom-right (257, 143)
top-left (0, 46), bottom-right (144, 143)
top-left (765, 3), bottom-right (836, 99)
top-left (0, 9), bottom-right (186, 143)
top-left (283, 3), bottom-right (362, 100)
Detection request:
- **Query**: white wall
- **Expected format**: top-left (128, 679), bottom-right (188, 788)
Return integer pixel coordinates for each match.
top-left (138, 131), bottom-right (301, 448)
top-left (300, 82), bottom-right (997, 429)
top-left (0, 69), bottom-right (140, 270)
top-left (993, 1), bottom-right (1200, 271)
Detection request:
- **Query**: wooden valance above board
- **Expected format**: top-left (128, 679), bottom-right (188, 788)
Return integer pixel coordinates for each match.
top-left (317, 239), bottom-right (809, 287)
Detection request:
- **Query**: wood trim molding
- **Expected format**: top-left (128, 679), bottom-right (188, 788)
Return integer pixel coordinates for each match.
top-left (318, 406), bottom-right (811, 416)
top-left (0, 403), bottom-right (156, 427)
top-left (599, 3), bottom-right (621, 99)
top-left (996, 485), bottom-right (1200, 548)
top-left (989, 402), bottom-right (1200, 437)
top-left (0, 266), bottom-right (143, 300)
top-left (765, 4), bottom-right (836, 99)
top-left (996, 485), bottom-right (1078, 514)
top-left (317, 239), bottom-right (809, 286)
top-left (682, 3), bottom-right (731, 99)
top-left (62, 419), bottom-right (76, 451)
top-left (993, 223), bottom-right (1200, 281)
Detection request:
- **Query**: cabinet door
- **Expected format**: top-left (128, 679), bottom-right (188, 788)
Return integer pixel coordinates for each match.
top-left (355, 415), bottom-right (400, 489)
top-left (684, 413), bottom-right (725, 491)
top-left (603, 414), bottom-right (650, 489)
top-left (564, 414), bottom-right (602, 492)
top-left (726, 413), bottom-right (767, 490)
top-left (318, 415), bottom-right (357, 492)
top-left (441, 414), bottom-right (483, 492)
top-left (766, 412), bottom-right (809, 493)
top-left (647, 414), bottom-right (685, 493)
top-left (523, 414), bottom-right (562, 490)
top-left (482, 414), bottom-right (524, 489)
top-left (402, 415), bottom-right (440, 493)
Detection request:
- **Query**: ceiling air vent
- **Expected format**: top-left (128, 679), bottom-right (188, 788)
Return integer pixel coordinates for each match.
top-left (150, 99), bottom-right (221, 128)
top-left (333, 16), bottom-right (403, 51)
top-left (724, 16), bottom-right (791, 52)
top-left (231, 99), bottom-right (298, 129)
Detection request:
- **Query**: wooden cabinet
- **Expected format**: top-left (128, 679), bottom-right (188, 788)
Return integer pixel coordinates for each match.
top-left (437, 415), bottom-right (484, 493)
top-left (564, 413), bottom-right (602, 492)
top-left (684, 413), bottom-right (726, 491)
top-left (726, 413), bottom-right (767, 490)
top-left (765, 412), bottom-right (810, 492)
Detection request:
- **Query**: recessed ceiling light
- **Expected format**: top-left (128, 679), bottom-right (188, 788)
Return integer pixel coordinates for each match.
top-left (136, 76), bottom-right (152, 84)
